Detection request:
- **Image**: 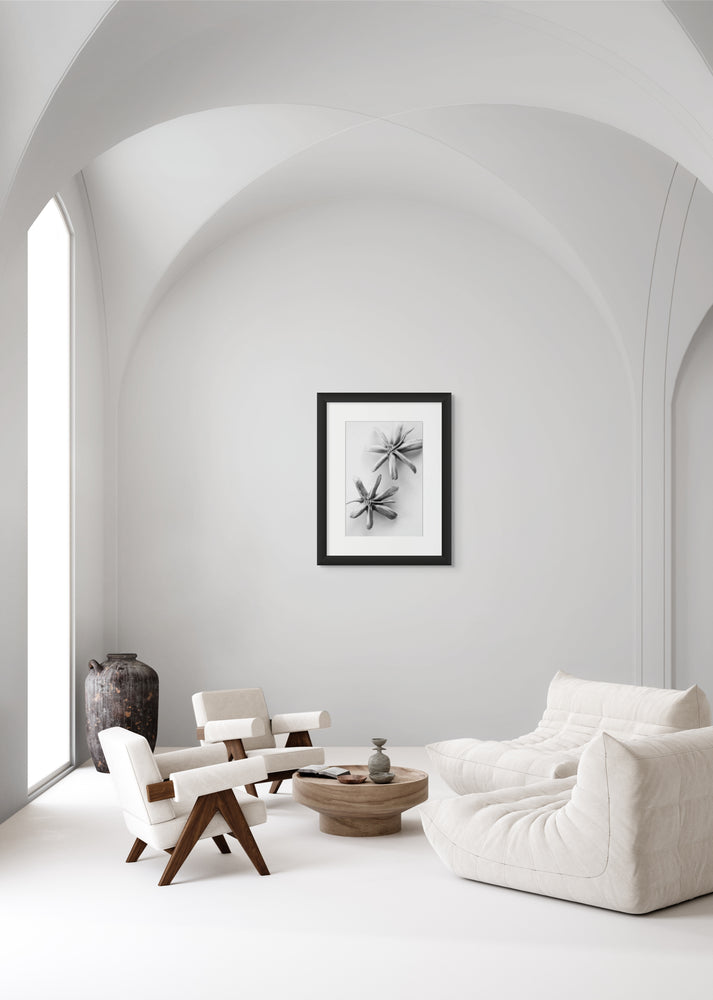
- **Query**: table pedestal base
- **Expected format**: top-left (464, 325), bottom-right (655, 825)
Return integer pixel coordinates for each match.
top-left (320, 812), bottom-right (401, 837)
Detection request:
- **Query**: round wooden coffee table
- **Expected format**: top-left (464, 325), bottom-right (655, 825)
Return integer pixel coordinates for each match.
top-left (292, 764), bottom-right (428, 836)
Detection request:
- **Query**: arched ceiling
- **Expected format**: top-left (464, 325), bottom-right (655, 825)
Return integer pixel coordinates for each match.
top-left (83, 102), bottom-right (671, 393)
top-left (4, 0), bottom-right (713, 242)
top-left (4, 1), bottom-right (713, 393)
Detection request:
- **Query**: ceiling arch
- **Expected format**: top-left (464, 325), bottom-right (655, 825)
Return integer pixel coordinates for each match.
top-left (135, 106), bottom-right (639, 386)
top-left (80, 101), bottom-right (672, 399)
top-left (5, 0), bottom-right (713, 263)
top-left (3, 1), bottom-right (713, 409)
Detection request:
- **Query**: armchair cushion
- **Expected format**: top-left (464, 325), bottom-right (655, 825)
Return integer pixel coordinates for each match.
top-left (154, 743), bottom-right (228, 779)
top-left (271, 710), bottom-right (331, 735)
top-left (193, 689), bottom-right (274, 751)
top-left (124, 789), bottom-right (267, 852)
top-left (245, 746), bottom-right (324, 772)
top-left (203, 717), bottom-right (266, 743)
top-left (169, 756), bottom-right (268, 802)
top-left (99, 727), bottom-right (176, 825)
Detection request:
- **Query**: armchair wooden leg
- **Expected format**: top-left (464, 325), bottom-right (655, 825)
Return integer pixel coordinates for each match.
top-left (217, 790), bottom-right (270, 876)
top-left (225, 738), bottom-right (258, 797)
top-left (213, 835), bottom-right (231, 854)
top-left (273, 731), bottom-right (313, 794)
top-left (157, 792), bottom-right (267, 885)
top-left (158, 794), bottom-right (219, 887)
top-left (126, 838), bottom-right (147, 863)
top-left (285, 730), bottom-right (313, 748)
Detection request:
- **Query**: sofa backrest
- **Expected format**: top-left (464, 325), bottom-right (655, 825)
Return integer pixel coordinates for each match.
top-left (542, 671), bottom-right (711, 737)
top-left (192, 688), bottom-right (276, 751)
top-left (99, 727), bottom-right (176, 825)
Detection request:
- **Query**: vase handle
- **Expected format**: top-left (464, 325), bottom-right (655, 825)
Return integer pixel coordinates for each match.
top-left (88, 659), bottom-right (104, 673)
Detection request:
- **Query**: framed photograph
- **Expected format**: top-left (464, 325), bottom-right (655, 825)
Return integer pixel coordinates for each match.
top-left (317, 392), bottom-right (452, 565)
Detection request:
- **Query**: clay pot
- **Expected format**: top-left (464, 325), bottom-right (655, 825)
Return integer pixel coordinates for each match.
top-left (85, 653), bottom-right (159, 772)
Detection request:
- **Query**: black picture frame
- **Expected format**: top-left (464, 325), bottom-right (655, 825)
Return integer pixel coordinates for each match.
top-left (317, 392), bottom-right (452, 565)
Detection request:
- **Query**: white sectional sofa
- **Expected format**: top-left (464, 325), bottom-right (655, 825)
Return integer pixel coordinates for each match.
top-left (426, 671), bottom-right (711, 795)
top-left (421, 725), bottom-right (713, 913)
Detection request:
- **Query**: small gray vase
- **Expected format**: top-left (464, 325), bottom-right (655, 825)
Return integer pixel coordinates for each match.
top-left (368, 738), bottom-right (395, 783)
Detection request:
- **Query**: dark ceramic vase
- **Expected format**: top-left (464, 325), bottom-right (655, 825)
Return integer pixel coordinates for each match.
top-left (85, 653), bottom-right (159, 772)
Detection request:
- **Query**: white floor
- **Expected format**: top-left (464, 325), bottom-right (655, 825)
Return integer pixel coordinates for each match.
top-left (2, 747), bottom-right (713, 999)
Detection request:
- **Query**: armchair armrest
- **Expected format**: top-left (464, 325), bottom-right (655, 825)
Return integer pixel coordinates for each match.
top-left (271, 710), bottom-right (331, 735)
top-left (198, 716), bottom-right (266, 743)
top-left (154, 743), bottom-right (228, 779)
top-left (147, 756), bottom-right (269, 804)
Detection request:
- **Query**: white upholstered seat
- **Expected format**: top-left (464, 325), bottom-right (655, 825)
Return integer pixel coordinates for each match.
top-left (422, 726), bottom-right (713, 914)
top-left (426, 671), bottom-right (711, 794)
top-left (99, 727), bottom-right (269, 885)
top-left (192, 688), bottom-right (330, 794)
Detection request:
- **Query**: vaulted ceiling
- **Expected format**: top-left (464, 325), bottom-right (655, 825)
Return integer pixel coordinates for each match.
top-left (4, 1), bottom-right (713, 391)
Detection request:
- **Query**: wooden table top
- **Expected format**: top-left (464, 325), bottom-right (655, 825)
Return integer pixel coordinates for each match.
top-left (294, 763), bottom-right (425, 785)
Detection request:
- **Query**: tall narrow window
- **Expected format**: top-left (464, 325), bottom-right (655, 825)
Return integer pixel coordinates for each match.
top-left (27, 197), bottom-right (73, 792)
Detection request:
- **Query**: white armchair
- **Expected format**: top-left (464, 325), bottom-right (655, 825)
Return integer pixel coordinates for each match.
top-left (98, 727), bottom-right (270, 886)
top-left (422, 726), bottom-right (713, 914)
top-left (192, 688), bottom-right (331, 796)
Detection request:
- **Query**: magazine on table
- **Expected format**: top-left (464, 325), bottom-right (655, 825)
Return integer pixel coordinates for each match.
top-left (297, 764), bottom-right (351, 779)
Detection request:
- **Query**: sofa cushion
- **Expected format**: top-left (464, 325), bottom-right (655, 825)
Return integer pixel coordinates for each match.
top-left (426, 735), bottom-right (583, 795)
top-left (426, 672), bottom-right (711, 794)
top-left (543, 670), bottom-right (710, 734)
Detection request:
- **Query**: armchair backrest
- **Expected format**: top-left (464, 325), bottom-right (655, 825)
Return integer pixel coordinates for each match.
top-left (99, 727), bottom-right (177, 825)
top-left (192, 688), bottom-right (276, 751)
top-left (542, 671), bottom-right (711, 737)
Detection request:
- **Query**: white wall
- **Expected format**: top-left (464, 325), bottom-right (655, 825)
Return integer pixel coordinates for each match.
top-left (0, 239), bottom-right (29, 820)
top-left (117, 199), bottom-right (635, 746)
top-left (674, 305), bottom-right (713, 694)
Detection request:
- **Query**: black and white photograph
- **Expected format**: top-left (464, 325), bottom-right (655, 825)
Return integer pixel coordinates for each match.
top-left (317, 393), bottom-right (451, 565)
top-left (344, 420), bottom-right (424, 537)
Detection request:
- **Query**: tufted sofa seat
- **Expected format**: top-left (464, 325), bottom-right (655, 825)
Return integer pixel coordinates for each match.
top-left (426, 671), bottom-right (711, 795)
top-left (421, 726), bottom-right (713, 913)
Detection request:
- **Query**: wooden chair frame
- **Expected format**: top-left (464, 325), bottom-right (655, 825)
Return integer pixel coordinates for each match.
top-left (129, 780), bottom-right (270, 886)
